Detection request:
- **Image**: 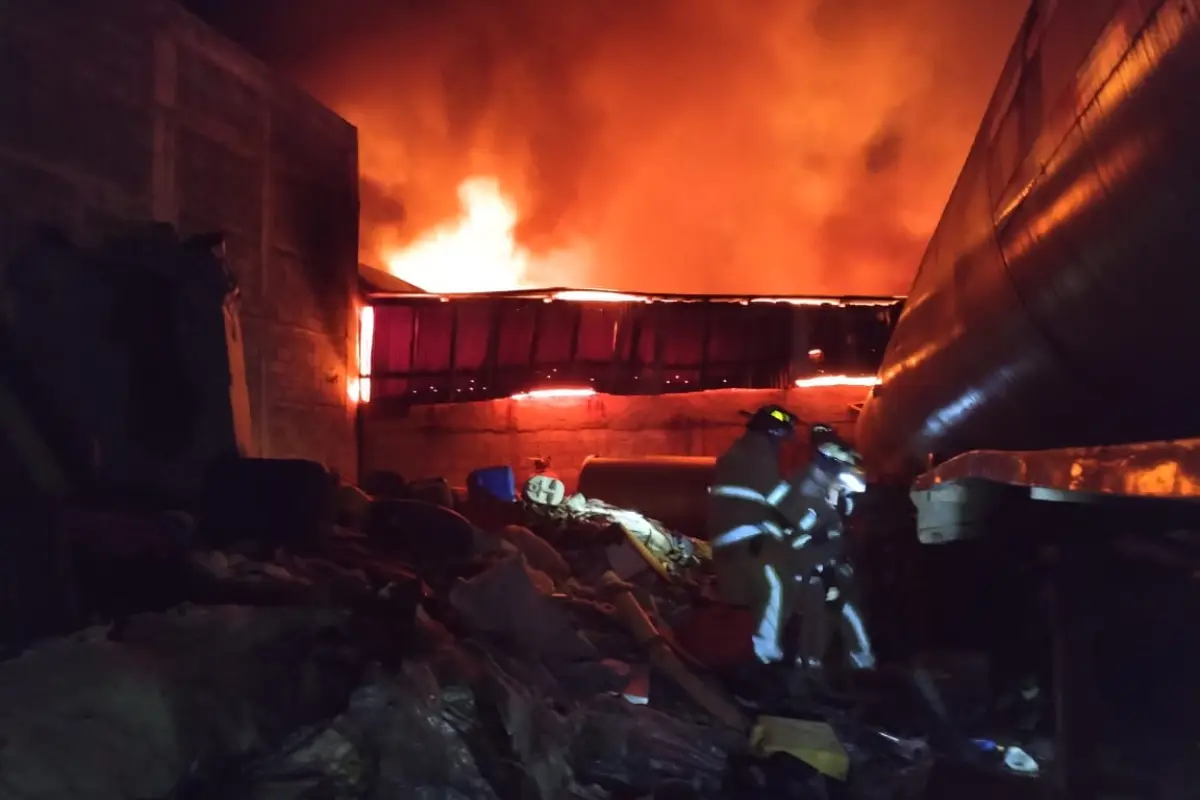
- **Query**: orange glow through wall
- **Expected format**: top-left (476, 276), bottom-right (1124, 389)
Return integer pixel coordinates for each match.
top-left (349, 305), bottom-right (375, 404)
top-left (510, 387), bottom-right (597, 400)
top-left (794, 374), bottom-right (879, 388)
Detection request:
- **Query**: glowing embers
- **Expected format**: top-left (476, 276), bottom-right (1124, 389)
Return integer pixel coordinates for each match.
top-left (510, 387), bottom-right (597, 400)
top-left (750, 297), bottom-right (899, 307)
top-left (794, 374), bottom-right (880, 388)
top-left (348, 305), bottom-right (375, 404)
top-left (549, 290), bottom-right (647, 303)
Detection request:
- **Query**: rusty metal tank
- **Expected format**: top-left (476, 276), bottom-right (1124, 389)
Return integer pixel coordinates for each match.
top-left (575, 456), bottom-right (716, 537)
top-left (857, 0), bottom-right (1200, 481)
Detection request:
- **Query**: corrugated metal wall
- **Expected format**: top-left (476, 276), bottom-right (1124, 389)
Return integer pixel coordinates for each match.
top-left (368, 297), bottom-right (900, 404)
top-left (858, 0), bottom-right (1200, 479)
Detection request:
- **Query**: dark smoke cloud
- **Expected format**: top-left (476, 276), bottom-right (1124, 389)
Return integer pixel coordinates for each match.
top-left (865, 124), bottom-right (905, 175)
top-left (192, 0), bottom-right (1028, 295)
top-left (358, 178), bottom-right (406, 239)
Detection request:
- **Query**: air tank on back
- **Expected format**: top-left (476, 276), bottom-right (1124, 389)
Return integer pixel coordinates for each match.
top-left (857, 0), bottom-right (1200, 481)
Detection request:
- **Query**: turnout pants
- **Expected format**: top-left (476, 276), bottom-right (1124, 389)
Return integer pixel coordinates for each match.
top-left (796, 560), bottom-right (876, 671)
top-left (714, 534), bottom-right (874, 669)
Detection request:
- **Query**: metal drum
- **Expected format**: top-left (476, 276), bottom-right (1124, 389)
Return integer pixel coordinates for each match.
top-left (575, 455), bottom-right (716, 538)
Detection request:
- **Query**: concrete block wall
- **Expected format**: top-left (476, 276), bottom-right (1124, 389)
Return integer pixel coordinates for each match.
top-left (361, 385), bottom-right (871, 490)
top-left (0, 0), bottom-right (359, 478)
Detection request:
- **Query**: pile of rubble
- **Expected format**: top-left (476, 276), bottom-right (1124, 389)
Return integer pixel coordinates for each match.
top-left (0, 462), bottom-right (1043, 800)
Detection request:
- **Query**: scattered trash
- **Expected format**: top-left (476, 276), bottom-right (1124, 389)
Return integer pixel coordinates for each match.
top-left (469, 465), bottom-right (518, 503)
top-left (601, 570), bottom-right (750, 731)
top-left (0, 605), bottom-right (367, 800)
top-left (604, 536), bottom-right (656, 580)
top-left (969, 737), bottom-right (1042, 778)
top-left (334, 480), bottom-right (373, 528)
top-left (450, 555), bottom-right (597, 660)
top-left (498, 524), bottom-right (572, 582)
top-left (0, 219), bottom-right (1075, 799)
top-left (750, 716), bottom-right (850, 780)
top-left (1003, 745), bottom-right (1040, 776)
top-left (405, 476), bottom-right (457, 508)
top-left (672, 602), bottom-right (757, 669)
top-left (360, 469), bottom-right (406, 499)
top-left (621, 662), bottom-right (651, 706)
top-left (364, 498), bottom-right (476, 566)
top-left (0, 443), bottom-right (1056, 799)
top-left (200, 456), bottom-right (335, 549)
top-left (570, 697), bottom-right (741, 796)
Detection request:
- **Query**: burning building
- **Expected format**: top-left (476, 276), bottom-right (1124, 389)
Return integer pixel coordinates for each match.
top-left (354, 288), bottom-right (902, 488)
top-left (185, 0), bottom-right (1029, 299)
top-left (0, 2), bottom-right (1123, 797)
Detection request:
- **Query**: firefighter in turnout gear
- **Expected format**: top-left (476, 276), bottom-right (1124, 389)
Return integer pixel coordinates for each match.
top-left (707, 407), bottom-right (875, 674)
top-left (792, 424), bottom-right (875, 675)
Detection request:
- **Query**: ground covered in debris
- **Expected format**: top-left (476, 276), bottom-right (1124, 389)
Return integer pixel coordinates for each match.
top-left (0, 468), bottom-right (1046, 800)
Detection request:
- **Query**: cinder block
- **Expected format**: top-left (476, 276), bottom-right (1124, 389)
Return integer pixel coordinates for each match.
top-left (0, 0), bottom-right (360, 483)
top-left (361, 386), bottom-right (873, 488)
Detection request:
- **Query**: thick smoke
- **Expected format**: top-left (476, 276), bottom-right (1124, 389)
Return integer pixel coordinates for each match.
top-left (238, 0), bottom-right (1027, 294)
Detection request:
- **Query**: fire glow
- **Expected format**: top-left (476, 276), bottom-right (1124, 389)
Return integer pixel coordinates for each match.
top-left (380, 178), bottom-right (589, 294)
top-left (510, 378), bottom-right (878, 400)
top-left (510, 387), bottom-right (598, 400)
top-left (382, 178), bottom-right (525, 293)
top-left (795, 375), bottom-right (880, 388)
top-left (348, 305), bottom-right (375, 404)
top-left (320, 0), bottom-right (1029, 298)
top-left (549, 290), bottom-right (647, 303)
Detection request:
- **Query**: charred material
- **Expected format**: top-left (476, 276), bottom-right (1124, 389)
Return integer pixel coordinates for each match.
top-left (2, 225), bottom-right (252, 504)
top-left (857, 0), bottom-right (1200, 481)
top-left (0, 464), bottom-right (968, 800)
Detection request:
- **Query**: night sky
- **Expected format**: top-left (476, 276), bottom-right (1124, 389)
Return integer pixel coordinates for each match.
top-left (181, 0), bottom-right (432, 70)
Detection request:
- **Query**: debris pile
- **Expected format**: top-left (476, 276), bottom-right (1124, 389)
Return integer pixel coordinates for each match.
top-left (0, 458), bottom-right (1051, 800)
top-left (0, 226), bottom-right (1045, 798)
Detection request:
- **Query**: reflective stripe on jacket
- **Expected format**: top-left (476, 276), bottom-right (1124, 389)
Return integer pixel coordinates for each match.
top-left (707, 431), bottom-right (794, 548)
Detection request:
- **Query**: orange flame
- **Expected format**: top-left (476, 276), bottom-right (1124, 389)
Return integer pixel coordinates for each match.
top-left (381, 177), bottom-right (590, 293)
top-left (348, 305), bottom-right (375, 404)
top-left (550, 290), bottom-right (647, 303)
top-left (382, 177), bottom-right (526, 292)
top-left (794, 374), bottom-right (879, 388)
top-left (511, 387), bottom-right (597, 400)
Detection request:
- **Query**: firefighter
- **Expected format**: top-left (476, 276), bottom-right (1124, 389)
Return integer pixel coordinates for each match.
top-left (810, 423), bottom-right (867, 513)
top-left (708, 408), bottom-right (875, 673)
top-left (707, 405), bottom-right (814, 664)
top-left (790, 423), bottom-right (875, 675)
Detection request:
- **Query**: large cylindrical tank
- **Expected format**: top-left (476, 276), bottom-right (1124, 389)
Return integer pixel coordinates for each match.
top-left (576, 456), bottom-right (716, 537)
top-left (858, 0), bottom-right (1200, 481)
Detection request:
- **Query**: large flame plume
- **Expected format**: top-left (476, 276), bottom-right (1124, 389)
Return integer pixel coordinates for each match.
top-left (380, 177), bottom-right (590, 292)
top-left (196, 0), bottom-right (1028, 294)
top-left (382, 177), bottom-right (526, 292)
